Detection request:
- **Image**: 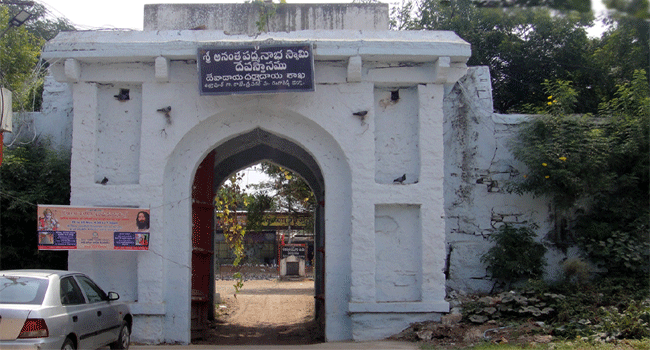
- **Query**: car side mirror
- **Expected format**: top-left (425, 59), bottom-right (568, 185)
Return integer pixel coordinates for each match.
top-left (108, 292), bottom-right (120, 301)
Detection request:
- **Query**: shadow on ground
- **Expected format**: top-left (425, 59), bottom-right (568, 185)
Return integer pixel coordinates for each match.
top-left (194, 319), bottom-right (323, 346)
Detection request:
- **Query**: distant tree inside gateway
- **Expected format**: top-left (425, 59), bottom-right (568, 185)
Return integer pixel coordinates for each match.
top-left (248, 162), bottom-right (316, 233)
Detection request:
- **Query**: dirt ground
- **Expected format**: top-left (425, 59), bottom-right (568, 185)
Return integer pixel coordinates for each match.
top-left (195, 278), bottom-right (321, 345)
top-left (194, 275), bottom-right (549, 348)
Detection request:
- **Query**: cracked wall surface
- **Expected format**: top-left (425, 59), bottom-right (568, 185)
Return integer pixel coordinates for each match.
top-left (443, 67), bottom-right (566, 293)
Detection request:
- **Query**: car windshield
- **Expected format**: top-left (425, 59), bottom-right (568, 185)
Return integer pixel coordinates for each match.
top-left (0, 276), bottom-right (49, 305)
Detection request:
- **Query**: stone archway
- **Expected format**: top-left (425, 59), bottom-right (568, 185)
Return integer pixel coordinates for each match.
top-left (190, 128), bottom-right (326, 341)
top-left (163, 105), bottom-right (353, 343)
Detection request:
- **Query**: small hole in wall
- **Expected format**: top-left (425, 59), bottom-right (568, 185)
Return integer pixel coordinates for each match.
top-left (114, 88), bottom-right (130, 101)
top-left (391, 90), bottom-right (400, 102)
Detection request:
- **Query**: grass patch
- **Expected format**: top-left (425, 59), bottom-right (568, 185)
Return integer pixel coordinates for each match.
top-left (420, 338), bottom-right (650, 350)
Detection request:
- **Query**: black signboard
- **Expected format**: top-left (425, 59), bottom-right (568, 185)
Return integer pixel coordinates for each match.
top-left (281, 244), bottom-right (306, 258)
top-left (198, 44), bottom-right (315, 95)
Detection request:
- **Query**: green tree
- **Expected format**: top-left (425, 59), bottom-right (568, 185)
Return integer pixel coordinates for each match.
top-left (403, 0), bottom-right (598, 113)
top-left (244, 192), bottom-right (275, 232)
top-left (0, 140), bottom-right (70, 270)
top-left (392, 0), bottom-right (648, 114)
top-left (575, 70), bottom-right (649, 276)
top-left (253, 162), bottom-right (316, 233)
top-left (603, 0), bottom-right (649, 19)
top-left (1, 3), bottom-right (74, 111)
top-left (0, 6), bottom-right (44, 111)
top-left (592, 16), bottom-right (649, 96)
top-left (508, 71), bottom-right (649, 276)
top-left (0, 5), bottom-right (74, 270)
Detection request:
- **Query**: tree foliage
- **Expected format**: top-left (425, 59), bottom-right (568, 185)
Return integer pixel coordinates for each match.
top-left (244, 191), bottom-right (275, 232)
top-left (215, 174), bottom-right (248, 292)
top-left (0, 140), bottom-right (70, 270)
top-left (0, 6), bottom-right (44, 112)
top-left (1, 3), bottom-right (74, 112)
top-left (391, 0), bottom-right (648, 114)
top-left (508, 70), bottom-right (649, 276)
top-left (592, 16), bottom-right (649, 94)
top-left (253, 162), bottom-right (316, 233)
top-left (603, 0), bottom-right (649, 19)
top-left (0, 4), bottom-right (75, 271)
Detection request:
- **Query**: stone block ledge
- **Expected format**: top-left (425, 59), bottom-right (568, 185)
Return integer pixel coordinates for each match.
top-left (348, 301), bottom-right (449, 313)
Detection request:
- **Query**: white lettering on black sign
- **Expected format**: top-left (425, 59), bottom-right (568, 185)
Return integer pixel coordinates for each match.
top-left (198, 44), bottom-right (314, 95)
top-left (282, 244), bottom-right (306, 258)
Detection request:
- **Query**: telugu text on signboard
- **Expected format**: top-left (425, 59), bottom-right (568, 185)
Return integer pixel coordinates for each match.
top-left (198, 44), bottom-right (315, 95)
top-left (37, 205), bottom-right (150, 251)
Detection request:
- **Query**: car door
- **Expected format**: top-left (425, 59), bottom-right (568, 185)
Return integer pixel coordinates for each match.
top-left (59, 276), bottom-right (101, 349)
top-left (74, 275), bottom-right (121, 347)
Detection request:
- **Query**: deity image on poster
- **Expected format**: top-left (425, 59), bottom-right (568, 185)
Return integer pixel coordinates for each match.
top-left (38, 208), bottom-right (60, 231)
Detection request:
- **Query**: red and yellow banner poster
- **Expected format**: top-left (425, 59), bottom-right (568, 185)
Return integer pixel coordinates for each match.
top-left (37, 205), bottom-right (150, 251)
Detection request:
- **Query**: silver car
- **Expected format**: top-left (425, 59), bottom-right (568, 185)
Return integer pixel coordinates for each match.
top-left (0, 270), bottom-right (131, 350)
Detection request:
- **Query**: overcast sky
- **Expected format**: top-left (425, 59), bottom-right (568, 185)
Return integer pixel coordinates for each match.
top-left (38, 0), bottom-right (607, 34)
top-left (38, 0), bottom-right (357, 30)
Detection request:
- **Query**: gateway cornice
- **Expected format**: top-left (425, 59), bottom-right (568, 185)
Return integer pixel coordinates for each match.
top-left (42, 30), bottom-right (471, 64)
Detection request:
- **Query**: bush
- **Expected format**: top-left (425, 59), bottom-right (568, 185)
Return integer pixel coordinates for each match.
top-left (508, 71), bottom-right (649, 281)
top-left (562, 257), bottom-right (592, 285)
top-left (0, 141), bottom-right (70, 270)
top-left (480, 224), bottom-right (547, 289)
top-left (600, 300), bottom-right (650, 340)
top-left (577, 226), bottom-right (649, 277)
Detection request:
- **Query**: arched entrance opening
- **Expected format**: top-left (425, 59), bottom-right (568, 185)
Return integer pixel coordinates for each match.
top-left (190, 128), bottom-right (325, 344)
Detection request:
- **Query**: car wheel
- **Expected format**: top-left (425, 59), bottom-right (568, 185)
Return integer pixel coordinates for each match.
top-left (61, 338), bottom-right (75, 350)
top-left (110, 321), bottom-right (130, 350)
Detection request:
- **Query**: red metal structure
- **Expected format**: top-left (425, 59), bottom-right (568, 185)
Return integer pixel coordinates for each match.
top-left (190, 151), bottom-right (215, 340)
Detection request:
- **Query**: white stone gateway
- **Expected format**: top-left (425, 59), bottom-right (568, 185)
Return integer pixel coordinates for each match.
top-left (41, 3), bottom-right (471, 344)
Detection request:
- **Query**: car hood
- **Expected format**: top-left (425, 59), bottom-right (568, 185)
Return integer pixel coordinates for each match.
top-left (0, 306), bottom-right (33, 340)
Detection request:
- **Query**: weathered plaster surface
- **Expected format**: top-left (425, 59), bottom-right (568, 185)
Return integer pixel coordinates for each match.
top-left (443, 67), bottom-right (565, 293)
top-left (19, 62), bottom-right (574, 343)
top-left (144, 3), bottom-right (390, 33)
top-left (4, 76), bottom-right (73, 149)
top-left (39, 21), bottom-right (468, 341)
top-left (18, 3), bottom-right (570, 345)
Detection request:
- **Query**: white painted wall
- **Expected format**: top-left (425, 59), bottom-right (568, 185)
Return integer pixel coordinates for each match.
top-left (20, 2), bottom-right (570, 345)
top-left (443, 66), bottom-right (566, 293)
top-left (14, 63), bottom-right (575, 342)
top-left (40, 23), bottom-right (469, 342)
top-left (3, 76), bottom-right (72, 149)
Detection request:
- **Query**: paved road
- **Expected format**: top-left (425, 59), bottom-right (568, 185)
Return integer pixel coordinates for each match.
top-left (131, 341), bottom-right (419, 349)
